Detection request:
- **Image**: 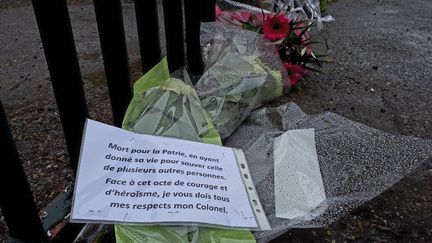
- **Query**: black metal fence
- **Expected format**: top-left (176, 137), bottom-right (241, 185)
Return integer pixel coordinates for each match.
top-left (0, 0), bottom-right (215, 241)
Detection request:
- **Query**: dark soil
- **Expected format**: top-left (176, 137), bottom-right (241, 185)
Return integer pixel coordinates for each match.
top-left (1, 0), bottom-right (431, 242)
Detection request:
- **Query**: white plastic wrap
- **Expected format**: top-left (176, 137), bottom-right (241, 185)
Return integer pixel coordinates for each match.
top-left (225, 102), bottom-right (432, 242)
top-left (219, 0), bottom-right (334, 29)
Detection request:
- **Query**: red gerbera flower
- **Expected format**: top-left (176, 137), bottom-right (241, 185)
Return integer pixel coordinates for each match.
top-left (289, 73), bottom-right (303, 86)
top-left (215, 5), bottom-right (223, 17)
top-left (263, 14), bottom-right (291, 41)
top-left (284, 63), bottom-right (304, 86)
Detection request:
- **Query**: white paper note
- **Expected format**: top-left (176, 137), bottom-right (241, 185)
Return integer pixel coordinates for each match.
top-left (71, 119), bottom-right (269, 230)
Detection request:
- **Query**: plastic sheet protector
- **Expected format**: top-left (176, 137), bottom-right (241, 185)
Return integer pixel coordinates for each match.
top-left (274, 129), bottom-right (327, 220)
top-left (71, 119), bottom-right (270, 230)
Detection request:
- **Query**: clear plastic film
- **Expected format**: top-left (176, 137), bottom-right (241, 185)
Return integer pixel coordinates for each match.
top-left (224, 102), bottom-right (432, 242)
top-left (73, 58), bottom-right (256, 243)
top-left (198, 21), bottom-right (287, 139)
top-left (74, 224), bottom-right (114, 243)
top-left (218, 0), bottom-right (334, 30)
top-left (276, 0), bottom-right (335, 29)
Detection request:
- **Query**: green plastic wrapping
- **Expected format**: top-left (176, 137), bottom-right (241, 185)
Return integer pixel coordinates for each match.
top-left (115, 225), bottom-right (190, 243)
top-left (114, 57), bottom-right (256, 243)
top-left (121, 60), bottom-right (220, 145)
top-left (115, 225), bottom-right (257, 243)
top-left (197, 227), bottom-right (256, 243)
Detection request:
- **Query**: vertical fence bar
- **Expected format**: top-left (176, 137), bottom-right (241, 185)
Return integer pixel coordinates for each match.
top-left (0, 101), bottom-right (47, 242)
top-left (201, 0), bottom-right (216, 22)
top-left (184, 0), bottom-right (204, 76)
top-left (162, 0), bottom-right (185, 72)
top-left (93, 0), bottom-right (132, 127)
top-left (134, 0), bottom-right (161, 73)
top-left (31, 0), bottom-right (88, 173)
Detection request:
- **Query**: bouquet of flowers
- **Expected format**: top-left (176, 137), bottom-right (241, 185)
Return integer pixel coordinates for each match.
top-left (196, 1), bottom-right (326, 139)
top-left (197, 22), bottom-right (285, 139)
top-left (74, 58), bottom-right (256, 243)
top-left (217, 2), bottom-right (325, 88)
top-left (225, 0), bottom-right (333, 27)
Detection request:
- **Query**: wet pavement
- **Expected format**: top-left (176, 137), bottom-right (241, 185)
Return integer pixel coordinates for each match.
top-left (0, 0), bottom-right (144, 107)
top-left (0, 0), bottom-right (431, 241)
top-left (274, 0), bottom-right (432, 241)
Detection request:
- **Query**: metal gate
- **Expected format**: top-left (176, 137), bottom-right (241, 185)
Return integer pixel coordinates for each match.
top-left (0, 0), bottom-right (216, 241)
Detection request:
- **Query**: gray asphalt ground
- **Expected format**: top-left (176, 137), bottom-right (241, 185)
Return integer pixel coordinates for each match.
top-left (1, 0), bottom-right (432, 242)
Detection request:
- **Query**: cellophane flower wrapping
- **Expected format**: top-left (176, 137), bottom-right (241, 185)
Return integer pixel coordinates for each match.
top-left (73, 58), bottom-right (256, 243)
top-left (221, 0), bottom-right (333, 29)
top-left (198, 20), bottom-right (288, 139)
top-left (224, 102), bottom-right (432, 242)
